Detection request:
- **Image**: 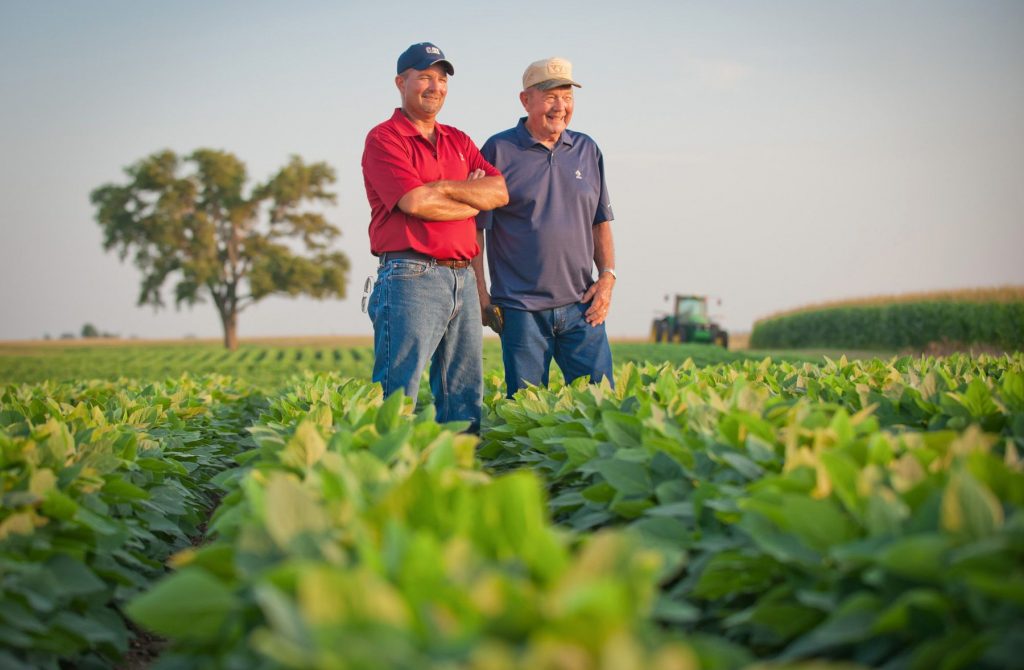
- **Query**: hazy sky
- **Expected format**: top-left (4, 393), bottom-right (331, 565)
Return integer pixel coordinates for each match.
top-left (2, 1), bottom-right (1022, 341)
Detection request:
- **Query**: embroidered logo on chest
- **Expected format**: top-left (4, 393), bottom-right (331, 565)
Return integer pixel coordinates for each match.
top-left (574, 169), bottom-right (582, 179)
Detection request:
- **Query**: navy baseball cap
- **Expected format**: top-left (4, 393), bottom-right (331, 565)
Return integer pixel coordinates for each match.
top-left (397, 42), bottom-right (454, 76)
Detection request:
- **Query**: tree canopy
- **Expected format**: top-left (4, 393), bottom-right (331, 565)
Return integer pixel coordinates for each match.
top-left (91, 149), bottom-right (349, 349)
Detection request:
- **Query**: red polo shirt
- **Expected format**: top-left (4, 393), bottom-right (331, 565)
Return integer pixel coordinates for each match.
top-left (362, 108), bottom-right (500, 260)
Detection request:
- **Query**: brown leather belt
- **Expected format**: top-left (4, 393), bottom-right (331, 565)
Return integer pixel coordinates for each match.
top-left (379, 250), bottom-right (471, 269)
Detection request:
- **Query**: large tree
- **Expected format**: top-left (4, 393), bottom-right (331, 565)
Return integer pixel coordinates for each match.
top-left (91, 149), bottom-right (349, 350)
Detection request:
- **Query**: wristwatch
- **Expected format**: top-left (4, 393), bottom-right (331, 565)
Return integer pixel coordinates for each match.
top-left (599, 268), bottom-right (617, 280)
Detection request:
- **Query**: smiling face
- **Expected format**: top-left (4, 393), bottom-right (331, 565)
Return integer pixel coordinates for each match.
top-left (520, 85), bottom-right (574, 144)
top-left (395, 63), bottom-right (449, 121)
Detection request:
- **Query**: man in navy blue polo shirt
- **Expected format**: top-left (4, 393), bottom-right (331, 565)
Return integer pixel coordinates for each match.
top-left (473, 57), bottom-right (617, 397)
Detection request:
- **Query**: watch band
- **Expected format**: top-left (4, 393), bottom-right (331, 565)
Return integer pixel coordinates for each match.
top-left (599, 268), bottom-right (617, 280)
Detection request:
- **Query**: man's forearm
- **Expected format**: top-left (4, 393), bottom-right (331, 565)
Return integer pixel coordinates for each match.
top-left (593, 221), bottom-right (615, 272)
top-left (472, 230), bottom-right (489, 301)
top-left (583, 221), bottom-right (616, 325)
top-left (398, 186), bottom-right (480, 221)
top-left (436, 176), bottom-right (509, 211)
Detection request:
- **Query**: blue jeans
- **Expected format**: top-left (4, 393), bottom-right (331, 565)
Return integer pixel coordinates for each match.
top-left (368, 259), bottom-right (482, 432)
top-left (499, 302), bottom-right (614, 398)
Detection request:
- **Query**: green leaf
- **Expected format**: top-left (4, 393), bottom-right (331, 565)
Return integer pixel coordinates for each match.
top-left (280, 421), bottom-right (327, 470)
top-left (646, 500), bottom-right (695, 518)
top-left (593, 458), bottom-right (651, 497)
top-left (946, 379), bottom-right (1000, 420)
top-left (821, 451), bottom-right (862, 519)
top-left (999, 371), bottom-right (1024, 412)
top-left (875, 533), bottom-right (950, 582)
top-left (51, 609), bottom-right (125, 648)
top-left (962, 570), bottom-right (1024, 606)
top-left (0, 651), bottom-right (34, 670)
top-left (263, 472), bottom-right (328, 549)
top-left (374, 388), bottom-right (405, 434)
top-left (729, 598), bottom-right (823, 642)
top-left (651, 597), bottom-right (700, 624)
top-left (741, 492), bottom-right (858, 552)
top-left (41, 489), bottom-right (79, 520)
top-left (75, 506), bottom-right (121, 536)
top-left (941, 468), bottom-right (1004, 539)
top-left (369, 422), bottom-right (412, 463)
top-left (631, 516), bottom-right (690, 555)
top-left (601, 411), bottom-right (642, 448)
top-left (46, 555), bottom-right (106, 597)
top-left (126, 568), bottom-right (237, 642)
top-left (581, 481), bottom-right (615, 503)
top-left (136, 457), bottom-right (189, 476)
top-left (779, 592), bottom-right (883, 659)
top-left (693, 550), bottom-right (780, 599)
top-left (562, 437), bottom-right (599, 469)
top-left (739, 511), bottom-right (822, 566)
top-left (102, 476), bottom-right (150, 501)
top-left (872, 588), bottom-right (951, 634)
top-left (718, 450), bottom-right (764, 480)
top-left (609, 495), bottom-right (653, 519)
top-left (253, 583), bottom-right (311, 648)
top-left (173, 543), bottom-right (237, 582)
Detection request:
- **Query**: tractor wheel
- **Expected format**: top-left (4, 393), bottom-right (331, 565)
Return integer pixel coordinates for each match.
top-left (653, 322), bottom-right (666, 343)
top-left (676, 327), bottom-right (688, 344)
top-left (716, 332), bottom-right (729, 349)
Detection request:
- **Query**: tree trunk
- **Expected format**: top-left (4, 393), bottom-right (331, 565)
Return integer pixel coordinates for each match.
top-left (220, 308), bottom-right (238, 351)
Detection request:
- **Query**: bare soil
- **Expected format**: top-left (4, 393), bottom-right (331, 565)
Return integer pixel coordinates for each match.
top-left (114, 492), bottom-right (224, 669)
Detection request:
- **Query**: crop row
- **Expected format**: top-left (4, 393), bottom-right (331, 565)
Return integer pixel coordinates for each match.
top-left (126, 375), bottom-right (731, 669)
top-left (4, 352), bottom-right (1022, 668)
top-left (0, 376), bottom-right (263, 669)
top-left (478, 354), bottom-right (1024, 668)
top-left (750, 300), bottom-right (1024, 351)
top-left (759, 286), bottom-right (1024, 321)
top-left (0, 341), bottom-right (813, 391)
top-left (0, 345), bottom-right (376, 387)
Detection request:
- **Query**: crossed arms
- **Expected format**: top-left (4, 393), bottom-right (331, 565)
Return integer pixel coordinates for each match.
top-left (398, 169), bottom-right (508, 220)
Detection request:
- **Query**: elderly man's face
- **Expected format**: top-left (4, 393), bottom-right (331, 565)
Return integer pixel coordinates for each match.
top-left (396, 64), bottom-right (449, 119)
top-left (520, 85), bottom-right (574, 142)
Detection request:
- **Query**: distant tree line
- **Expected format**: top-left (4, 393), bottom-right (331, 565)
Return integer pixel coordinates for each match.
top-left (42, 324), bottom-right (120, 340)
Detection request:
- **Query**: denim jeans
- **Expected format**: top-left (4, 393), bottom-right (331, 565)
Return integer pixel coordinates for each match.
top-left (499, 302), bottom-right (614, 398)
top-left (367, 259), bottom-right (482, 432)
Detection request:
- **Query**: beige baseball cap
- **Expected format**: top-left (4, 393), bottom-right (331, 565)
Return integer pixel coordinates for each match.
top-left (522, 57), bottom-right (582, 91)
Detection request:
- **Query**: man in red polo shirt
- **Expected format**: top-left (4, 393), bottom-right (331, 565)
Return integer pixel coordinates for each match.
top-left (362, 42), bottom-right (507, 432)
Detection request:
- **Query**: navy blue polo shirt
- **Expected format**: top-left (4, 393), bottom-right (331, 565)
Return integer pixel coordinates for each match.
top-left (477, 118), bottom-right (614, 311)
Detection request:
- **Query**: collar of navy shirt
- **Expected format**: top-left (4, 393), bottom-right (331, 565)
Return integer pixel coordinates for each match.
top-left (514, 117), bottom-right (575, 150)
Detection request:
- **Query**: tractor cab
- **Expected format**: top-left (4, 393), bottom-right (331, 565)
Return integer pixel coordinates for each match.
top-left (652, 294), bottom-right (729, 347)
top-left (672, 296), bottom-right (710, 327)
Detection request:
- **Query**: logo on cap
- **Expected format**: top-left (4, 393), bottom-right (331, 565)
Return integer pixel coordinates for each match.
top-left (397, 42), bottom-right (455, 76)
top-left (522, 57), bottom-right (582, 90)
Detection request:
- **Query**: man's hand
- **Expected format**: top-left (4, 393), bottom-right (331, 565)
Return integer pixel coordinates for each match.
top-left (483, 304), bottom-right (504, 334)
top-left (582, 273), bottom-right (615, 326)
top-left (478, 291), bottom-right (492, 326)
top-left (467, 168), bottom-right (486, 181)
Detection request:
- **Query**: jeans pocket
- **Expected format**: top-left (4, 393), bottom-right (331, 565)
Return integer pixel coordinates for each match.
top-left (387, 260), bottom-right (430, 279)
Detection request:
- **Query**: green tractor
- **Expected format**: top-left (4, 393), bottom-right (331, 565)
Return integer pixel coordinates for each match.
top-left (651, 294), bottom-right (729, 347)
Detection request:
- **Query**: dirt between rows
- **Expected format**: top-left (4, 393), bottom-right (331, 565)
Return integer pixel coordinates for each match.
top-left (115, 492), bottom-right (224, 670)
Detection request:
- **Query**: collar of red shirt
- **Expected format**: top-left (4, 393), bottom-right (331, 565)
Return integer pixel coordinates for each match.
top-left (390, 108), bottom-right (450, 139)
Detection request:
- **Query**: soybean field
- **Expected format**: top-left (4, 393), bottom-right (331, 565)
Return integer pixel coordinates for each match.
top-left (1, 339), bottom-right (1021, 670)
